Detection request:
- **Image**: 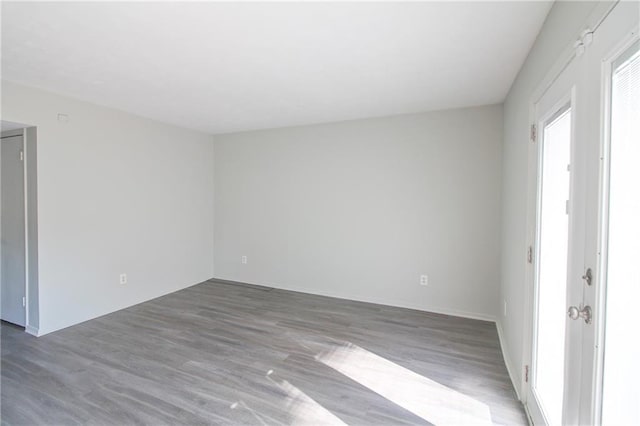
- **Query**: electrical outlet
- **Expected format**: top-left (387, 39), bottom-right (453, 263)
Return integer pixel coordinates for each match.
top-left (420, 275), bottom-right (428, 286)
top-left (241, 256), bottom-right (247, 264)
top-left (119, 273), bottom-right (127, 285)
top-left (504, 300), bottom-right (507, 316)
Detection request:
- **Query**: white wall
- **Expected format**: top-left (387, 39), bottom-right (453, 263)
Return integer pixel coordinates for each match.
top-left (214, 105), bottom-right (503, 320)
top-left (1, 81), bottom-right (215, 335)
top-left (499, 1), bottom-right (598, 395)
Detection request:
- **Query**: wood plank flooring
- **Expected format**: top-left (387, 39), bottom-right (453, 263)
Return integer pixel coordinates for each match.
top-left (1, 280), bottom-right (526, 425)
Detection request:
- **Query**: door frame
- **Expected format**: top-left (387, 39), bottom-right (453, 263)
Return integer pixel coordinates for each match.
top-left (523, 4), bottom-right (610, 410)
top-left (1, 126), bottom-right (39, 335)
top-left (526, 82), bottom-right (579, 426)
top-left (522, 1), bottom-right (639, 422)
top-left (1, 129), bottom-right (28, 327)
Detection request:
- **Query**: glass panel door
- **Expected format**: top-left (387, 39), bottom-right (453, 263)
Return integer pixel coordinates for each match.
top-left (526, 4), bottom-right (638, 424)
top-left (600, 40), bottom-right (640, 426)
top-left (531, 105), bottom-right (572, 426)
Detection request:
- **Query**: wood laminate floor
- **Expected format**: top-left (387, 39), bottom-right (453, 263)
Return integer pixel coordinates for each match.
top-left (1, 280), bottom-right (526, 425)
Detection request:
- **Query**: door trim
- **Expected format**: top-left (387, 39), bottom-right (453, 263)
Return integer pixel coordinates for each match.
top-left (1, 126), bottom-right (39, 334)
top-left (1, 130), bottom-right (28, 327)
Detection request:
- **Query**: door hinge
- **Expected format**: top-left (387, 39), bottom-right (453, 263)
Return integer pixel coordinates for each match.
top-left (527, 246), bottom-right (533, 264)
top-left (19, 150), bottom-right (24, 161)
top-left (525, 365), bottom-right (529, 383)
top-left (530, 124), bottom-right (537, 143)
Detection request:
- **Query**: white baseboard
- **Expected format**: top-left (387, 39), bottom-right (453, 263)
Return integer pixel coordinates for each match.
top-left (210, 277), bottom-right (497, 323)
top-left (523, 401), bottom-right (534, 426)
top-left (496, 319), bottom-right (522, 401)
top-left (25, 325), bottom-right (40, 337)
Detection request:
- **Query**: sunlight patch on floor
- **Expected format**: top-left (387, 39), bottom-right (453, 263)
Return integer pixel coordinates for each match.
top-left (230, 400), bottom-right (270, 426)
top-left (266, 369), bottom-right (347, 425)
top-left (316, 342), bottom-right (493, 426)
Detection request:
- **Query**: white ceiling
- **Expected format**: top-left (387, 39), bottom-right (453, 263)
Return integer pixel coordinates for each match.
top-left (1, 1), bottom-right (552, 135)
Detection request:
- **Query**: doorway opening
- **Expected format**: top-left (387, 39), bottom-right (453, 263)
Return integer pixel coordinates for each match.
top-left (1, 120), bottom-right (39, 335)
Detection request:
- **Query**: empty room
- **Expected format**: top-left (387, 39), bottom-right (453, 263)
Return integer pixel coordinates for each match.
top-left (1, 1), bottom-right (638, 425)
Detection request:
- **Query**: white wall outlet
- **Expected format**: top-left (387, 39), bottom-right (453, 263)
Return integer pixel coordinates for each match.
top-left (119, 273), bottom-right (127, 285)
top-left (241, 256), bottom-right (247, 264)
top-left (420, 275), bottom-right (428, 286)
top-left (504, 300), bottom-right (507, 316)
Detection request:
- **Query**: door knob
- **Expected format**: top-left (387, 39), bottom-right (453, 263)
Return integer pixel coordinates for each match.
top-left (568, 305), bottom-right (592, 324)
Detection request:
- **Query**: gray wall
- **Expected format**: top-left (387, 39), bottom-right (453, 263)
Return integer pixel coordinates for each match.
top-left (1, 81), bottom-right (215, 335)
top-left (499, 0), bottom-right (598, 395)
top-left (214, 105), bottom-right (503, 320)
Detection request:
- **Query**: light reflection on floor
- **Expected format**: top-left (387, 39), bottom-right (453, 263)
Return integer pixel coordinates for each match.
top-left (230, 400), bottom-right (270, 426)
top-left (234, 340), bottom-right (495, 425)
top-left (316, 342), bottom-right (493, 426)
top-left (265, 369), bottom-right (348, 425)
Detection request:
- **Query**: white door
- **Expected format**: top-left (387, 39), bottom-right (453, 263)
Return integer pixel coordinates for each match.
top-left (596, 38), bottom-right (640, 426)
top-left (527, 2), bottom-right (639, 424)
top-left (527, 51), bottom-right (584, 426)
top-left (1, 134), bottom-right (26, 327)
top-left (579, 2), bottom-right (639, 424)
